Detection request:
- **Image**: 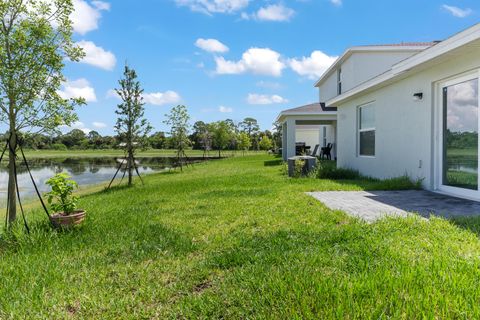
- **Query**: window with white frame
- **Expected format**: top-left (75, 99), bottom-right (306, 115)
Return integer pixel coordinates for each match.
top-left (358, 102), bottom-right (375, 156)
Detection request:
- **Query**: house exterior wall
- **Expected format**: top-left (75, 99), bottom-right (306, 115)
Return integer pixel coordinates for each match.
top-left (318, 51), bottom-right (420, 103)
top-left (336, 48), bottom-right (480, 190)
top-left (318, 72), bottom-right (338, 103)
top-left (296, 127), bottom-right (321, 150)
top-left (341, 51), bottom-right (418, 92)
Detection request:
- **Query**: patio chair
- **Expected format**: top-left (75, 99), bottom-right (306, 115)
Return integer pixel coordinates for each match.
top-left (296, 142), bottom-right (306, 155)
top-left (310, 144), bottom-right (320, 157)
top-left (321, 143), bottom-right (333, 160)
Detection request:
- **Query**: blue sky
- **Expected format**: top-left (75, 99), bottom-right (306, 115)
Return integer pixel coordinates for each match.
top-left (61, 0), bottom-right (480, 135)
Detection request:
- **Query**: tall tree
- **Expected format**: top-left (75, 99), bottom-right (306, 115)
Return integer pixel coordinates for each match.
top-left (164, 105), bottom-right (191, 170)
top-left (0, 0), bottom-right (84, 225)
top-left (115, 65), bottom-right (152, 186)
top-left (240, 117), bottom-right (260, 137)
top-left (148, 131), bottom-right (167, 149)
top-left (272, 121), bottom-right (282, 151)
top-left (61, 129), bottom-right (87, 148)
top-left (225, 119), bottom-right (239, 152)
top-left (191, 121), bottom-right (211, 156)
top-left (240, 117), bottom-right (259, 151)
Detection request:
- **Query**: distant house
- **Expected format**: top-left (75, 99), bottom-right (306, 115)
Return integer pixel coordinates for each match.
top-left (278, 23), bottom-right (480, 200)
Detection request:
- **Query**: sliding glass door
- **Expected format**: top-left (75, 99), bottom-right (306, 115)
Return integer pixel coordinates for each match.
top-left (441, 75), bottom-right (479, 196)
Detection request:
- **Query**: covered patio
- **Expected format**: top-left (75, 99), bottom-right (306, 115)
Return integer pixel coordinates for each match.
top-left (276, 103), bottom-right (337, 160)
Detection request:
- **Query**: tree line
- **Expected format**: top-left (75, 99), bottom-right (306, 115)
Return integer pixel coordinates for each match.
top-left (6, 117), bottom-right (280, 154)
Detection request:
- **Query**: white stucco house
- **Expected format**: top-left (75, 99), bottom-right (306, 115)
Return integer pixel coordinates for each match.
top-left (278, 23), bottom-right (480, 200)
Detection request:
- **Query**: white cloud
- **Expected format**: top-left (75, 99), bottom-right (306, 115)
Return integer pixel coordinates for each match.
top-left (59, 78), bottom-right (97, 102)
top-left (62, 121), bottom-right (92, 134)
top-left (215, 48), bottom-right (285, 77)
top-left (106, 89), bottom-right (119, 99)
top-left (446, 79), bottom-right (478, 132)
top-left (92, 0), bottom-right (110, 10)
top-left (143, 91), bottom-right (182, 106)
top-left (77, 40), bottom-right (116, 70)
top-left (107, 89), bottom-right (181, 106)
top-left (175, 0), bottom-right (249, 14)
top-left (219, 105), bottom-right (233, 113)
top-left (247, 93), bottom-right (288, 105)
top-left (244, 4), bottom-right (295, 22)
top-left (289, 50), bottom-right (338, 79)
top-left (256, 81), bottom-right (282, 90)
top-left (195, 38), bottom-right (229, 53)
top-left (330, 0), bottom-right (342, 6)
top-left (442, 5), bottom-right (472, 18)
top-left (71, 0), bottom-right (110, 35)
top-left (92, 121), bottom-right (107, 128)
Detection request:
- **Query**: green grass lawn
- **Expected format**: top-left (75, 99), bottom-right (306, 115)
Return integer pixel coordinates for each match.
top-left (22, 148), bottom-right (264, 158)
top-left (1, 155), bottom-right (480, 318)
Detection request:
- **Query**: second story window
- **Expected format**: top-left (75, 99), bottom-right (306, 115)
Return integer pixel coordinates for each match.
top-left (337, 68), bottom-right (342, 95)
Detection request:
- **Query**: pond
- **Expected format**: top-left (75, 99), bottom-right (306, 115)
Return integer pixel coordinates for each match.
top-left (0, 156), bottom-right (205, 203)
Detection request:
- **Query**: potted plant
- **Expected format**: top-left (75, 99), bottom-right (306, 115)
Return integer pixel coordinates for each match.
top-left (45, 173), bottom-right (86, 227)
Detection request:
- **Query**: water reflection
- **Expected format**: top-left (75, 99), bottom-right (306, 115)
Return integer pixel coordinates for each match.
top-left (0, 157), bottom-right (185, 201)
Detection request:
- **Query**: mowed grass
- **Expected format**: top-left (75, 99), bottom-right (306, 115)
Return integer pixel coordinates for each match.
top-left (1, 155), bottom-right (480, 319)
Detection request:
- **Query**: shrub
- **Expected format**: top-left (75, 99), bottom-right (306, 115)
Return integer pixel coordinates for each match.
top-left (44, 173), bottom-right (79, 215)
top-left (313, 161), bottom-right (360, 180)
top-left (371, 175), bottom-right (423, 190)
top-left (293, 159), bottom-right (306, 178)
top-left (51, 143), bottom-right (67, 151)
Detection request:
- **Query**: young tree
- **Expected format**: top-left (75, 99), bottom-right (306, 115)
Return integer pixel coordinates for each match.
top-left (259, 135), bottom-right (273, 151)
top-left (0, 0), bottom-right (84, 225)
top-left (164, 105), bottom-right (191, 170)
top-left (237, 132), bottom-right (252, 155)
top-left (209, 121), bottom-right (232, 157)
top-left (115, 65), bottom-right (152, 186)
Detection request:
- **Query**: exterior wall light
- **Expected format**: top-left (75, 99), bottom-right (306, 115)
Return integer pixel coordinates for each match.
top-left (413, 92), bottom-right (423, 101)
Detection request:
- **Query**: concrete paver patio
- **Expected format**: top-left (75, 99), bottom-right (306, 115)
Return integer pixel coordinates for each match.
top-left (307, 190), bottom-right (480, 222)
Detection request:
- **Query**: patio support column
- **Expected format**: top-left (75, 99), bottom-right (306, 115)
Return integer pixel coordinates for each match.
top-left (282, 121), bottom-right (287, 160)
top-left (332, 122), bottom-right (337, 160)
top-left (286, 118), bottom-right (296, 159)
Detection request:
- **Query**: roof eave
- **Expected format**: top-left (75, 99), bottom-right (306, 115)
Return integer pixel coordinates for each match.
top-left (326, 23), bottom-right (480, 106)
top-left (276, 111), bottom-right (337, 123)
top-left (313, 46), bottom-right (430, 88)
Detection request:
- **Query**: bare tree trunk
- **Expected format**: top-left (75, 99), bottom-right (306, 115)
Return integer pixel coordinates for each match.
top-left (127, 146), bottom-right (133, 186)
top-left (7, 126), bottom-right (17, 225)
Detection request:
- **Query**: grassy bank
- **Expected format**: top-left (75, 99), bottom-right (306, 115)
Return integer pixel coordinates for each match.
top-left (22, 149), bottom-right (265, 159)
top-left (1, 155), bottom-right (480, 318)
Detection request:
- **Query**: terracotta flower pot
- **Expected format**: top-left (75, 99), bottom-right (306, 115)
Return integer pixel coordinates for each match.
top-left (49, 210), bottom-right (86, 227)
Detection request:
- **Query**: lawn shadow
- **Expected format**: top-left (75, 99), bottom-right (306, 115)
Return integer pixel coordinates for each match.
top-left (264, 159), bottom-right (283, 167)
top-left (206, 225), bottom-right (378, 271)
top-left (449, 216), bottom-right (480, 237)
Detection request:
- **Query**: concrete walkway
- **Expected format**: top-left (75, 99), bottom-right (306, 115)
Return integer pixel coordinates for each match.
top-left (307, 190), bottom-right (480, 223)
